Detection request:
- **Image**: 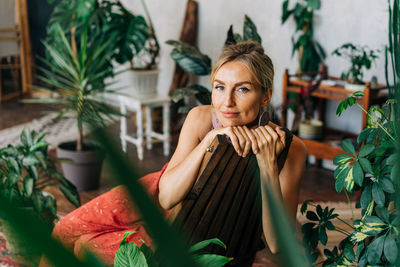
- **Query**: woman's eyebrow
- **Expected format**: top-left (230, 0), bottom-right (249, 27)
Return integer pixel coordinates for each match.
top-left (235, 81), bottom-right (253, 86)
top-left (213, 79), bottom-right (253, 86)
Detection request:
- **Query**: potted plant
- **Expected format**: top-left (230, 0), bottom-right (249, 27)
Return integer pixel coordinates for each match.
top-left (0, 127), bottom-right (80, 259)
top-left (107, 0), bottom-right (161, 99)
top-left (298, 2), bottom-right (399, 264)
top-left (281, 0), bottom-right (326, 74)
top-left (332, 43), bottom-right (379, 91)
top-left (29, 22), bottom-right (121, 191)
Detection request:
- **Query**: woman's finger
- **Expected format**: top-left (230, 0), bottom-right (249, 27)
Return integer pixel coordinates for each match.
top-left (276, 127), bottom-right (286, 146)
top-left (258, 126), bottom-right (272, 144)
top-left (264, 125), bottom-right (279, 144)
top-left (225, 127), bottom-right (242, 156)
top-left (236, 126), bottom-right (252, 157)
top-left (252, 128), bottom-right (264, 147)
top-left (233, 126), bottom-right (249, 157)
top-left (243, 126), bottom-right (259, 154)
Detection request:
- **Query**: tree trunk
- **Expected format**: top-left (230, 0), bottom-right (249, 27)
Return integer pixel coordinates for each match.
top-left (168, 0), bottom-right (198, 96)
top-left (168, 0), bottom-right (198, 132)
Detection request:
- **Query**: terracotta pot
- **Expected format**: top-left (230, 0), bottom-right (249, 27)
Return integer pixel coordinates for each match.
top-left (57, 141), bottom-right (105, 191)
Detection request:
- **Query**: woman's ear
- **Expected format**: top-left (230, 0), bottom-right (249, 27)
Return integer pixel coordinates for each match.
top-left (261, 88), bottom-right (272, 107)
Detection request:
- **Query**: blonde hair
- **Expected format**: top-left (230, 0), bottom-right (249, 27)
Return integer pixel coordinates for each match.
top-left (210, 41), bottom-right (274, 93)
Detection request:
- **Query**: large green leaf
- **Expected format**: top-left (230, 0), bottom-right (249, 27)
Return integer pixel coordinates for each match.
top-left (243, 15), bottom-right (261, 44)
top-left (380, 177), bottom-right (395, 193)
top-left (360, 184), bottom-right (372, 209)
top-left (23, 177), bottom-right (34, 197)
top-left (340, 139), bottom-right (356, 155)
top-left (189, 238), bottom-right (226, 253)
top-left (359, 157), bottom-right (373, 174)
top-left (60, 184), bottom-right (81, 207)
top-left (372, 183), bottom-right (385, 206)
top-left (333, 154), bottom-right (352, 165)
top-left (259, 176), bottom-right (310, 266)
top-left (358, 144), bottom-right (375, 157)
top-left (22, 154), bottom-right (40, 166)
top-left (384, 234), bottom-right (398, 264)
top-left (192, 254), bottom-right (233, 267)
top-left (166, 40), bottom-right (211, 76)
top-left (21, 127), bottom-right (33, 147)
top-left (114, 240), bottom-right (148, 267)
top-left (352, 162), bottom-right (364, 186)
top-left (306, 0), bottom-right (321, 10)
top-left (367, 235), bottom-right (385, 264)
top-left (172, 84), bottom-right (211, 105)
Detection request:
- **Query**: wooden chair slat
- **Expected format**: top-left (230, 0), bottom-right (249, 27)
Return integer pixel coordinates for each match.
top-left (170, 138), bottom-right (229, 227)
top-left (204, 153), bottom-right (252, 242)
top-left (225, 172), bottom-right (259, 257)
top-left (209, 157), bottom-right (257, 256)
top-left (188, 151), bottom-right (244, 244)
top-left (179, 142), bottom-right (234, 238)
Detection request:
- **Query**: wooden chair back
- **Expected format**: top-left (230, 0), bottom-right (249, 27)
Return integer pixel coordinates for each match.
top-left (169, 132), bottom-right (292, 266)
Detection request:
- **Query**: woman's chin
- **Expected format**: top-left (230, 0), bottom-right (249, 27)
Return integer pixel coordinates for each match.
top-left (221, 119), bottom-right (249, 127)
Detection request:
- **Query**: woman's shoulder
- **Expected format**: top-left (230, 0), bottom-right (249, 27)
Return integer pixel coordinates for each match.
top-left (183, 105), bottom-right (213, 139)
top-left (187, 105), bottom-right (213, 120)
top-left (286, 134), bottom-right (307, 164)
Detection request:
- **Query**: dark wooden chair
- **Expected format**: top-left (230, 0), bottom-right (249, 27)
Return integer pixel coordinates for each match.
top-left (169, 132), bottom-right (292, 266)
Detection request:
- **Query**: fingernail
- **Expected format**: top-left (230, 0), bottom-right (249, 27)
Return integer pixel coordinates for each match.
top-left (254, 149), bottom-right (258, 154)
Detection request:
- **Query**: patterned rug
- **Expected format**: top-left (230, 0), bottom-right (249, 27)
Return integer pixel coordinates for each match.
top-left (0, 113), bottom-right (117, 149)
top-left (0, 232), bottom-right (27, 267)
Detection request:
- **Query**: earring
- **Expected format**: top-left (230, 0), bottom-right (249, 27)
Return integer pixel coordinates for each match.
top-left (258, 110), bottom-right (270, 127)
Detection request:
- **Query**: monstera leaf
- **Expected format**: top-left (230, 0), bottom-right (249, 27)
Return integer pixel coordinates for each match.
top-left (166, 40), bottom-right (211, 75)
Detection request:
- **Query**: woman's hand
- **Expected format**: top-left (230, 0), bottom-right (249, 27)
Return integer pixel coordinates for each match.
top-left (250, 126), bottom-right (286, 179)
top-left (204, 126), bottom-right (257, 157)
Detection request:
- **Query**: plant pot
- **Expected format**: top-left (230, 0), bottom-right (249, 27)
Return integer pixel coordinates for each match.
top-left (298, 120), bottom-right (323, 140)
top-left (57, 141), bottom-right (105, 191)
top-left (344, 82), bottom-right (365, 91)
top-left (124, 69), bottom-right (159, 99)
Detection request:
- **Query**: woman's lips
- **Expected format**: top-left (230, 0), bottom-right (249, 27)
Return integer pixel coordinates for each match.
top-left (221, 111), bottom-right (239, 118)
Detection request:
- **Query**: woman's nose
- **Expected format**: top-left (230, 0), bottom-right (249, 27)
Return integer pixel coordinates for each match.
top-left (223, 92), bottom-right (234, 106)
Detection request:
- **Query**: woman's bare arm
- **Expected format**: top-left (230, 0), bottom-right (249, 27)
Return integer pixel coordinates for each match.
top-left (248, 125), bottom-right (306, 253)
top-left (158, 106), bottom-right (212, 210)
top-left (260, 136), bottom-right (306, 253)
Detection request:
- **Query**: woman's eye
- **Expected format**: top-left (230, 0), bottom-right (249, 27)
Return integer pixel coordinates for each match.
top-left (238, 87), bottom-right (249, 92)
top-left (214, 85), bottom-right (224, 91)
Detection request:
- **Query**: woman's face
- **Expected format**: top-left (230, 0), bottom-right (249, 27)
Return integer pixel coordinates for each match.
top-left (211, 60), bottom-right (270, 127)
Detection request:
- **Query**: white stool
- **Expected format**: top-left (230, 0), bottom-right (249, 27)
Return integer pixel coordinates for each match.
top-left (118, 95), bottom-right (170, 160)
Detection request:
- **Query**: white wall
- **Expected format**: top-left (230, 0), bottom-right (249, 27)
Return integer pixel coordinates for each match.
top-left (121, 0), bottom-right (389, 133)
top-left (0, 0), bottom-right (19, 57)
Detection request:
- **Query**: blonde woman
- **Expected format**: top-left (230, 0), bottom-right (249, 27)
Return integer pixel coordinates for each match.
top-left (41, 41), bottom-right (306, 266)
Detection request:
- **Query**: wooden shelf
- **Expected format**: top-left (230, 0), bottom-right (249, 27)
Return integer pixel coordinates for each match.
top-left (281, 67), bottom-right (388, 162)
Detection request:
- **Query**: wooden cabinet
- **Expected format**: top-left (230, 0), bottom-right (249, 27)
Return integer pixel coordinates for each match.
top-left (280, 68), bottom-right (388, 161)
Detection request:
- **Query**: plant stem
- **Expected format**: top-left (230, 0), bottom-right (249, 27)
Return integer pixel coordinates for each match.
top-left (356, 103), bottom-right (396, 141)
top-left (334, 226), bottom-right (351, 236)
top-left (38, 182), bottom-right (59, 190)
top-left (77, 118), bottom-right (83, 151)
top-left (335, 216), bottom-right (355, 230)
top-left (344, 190), bottom-right (355, 223)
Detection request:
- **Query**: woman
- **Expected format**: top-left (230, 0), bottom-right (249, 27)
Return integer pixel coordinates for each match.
top-left (42, 41), bottom-right (306, 266)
